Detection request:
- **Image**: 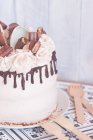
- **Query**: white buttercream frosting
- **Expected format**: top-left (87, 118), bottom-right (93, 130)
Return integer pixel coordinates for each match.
top-left (0, 34), bottom-right (55, 73)
top-left (36, 34), bottom-right (55, 65)
top-left (0, 74), bottom-right (57, 124)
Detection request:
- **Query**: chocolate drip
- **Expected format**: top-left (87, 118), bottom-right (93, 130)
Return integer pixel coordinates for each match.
top-left (4, 72), bottom-right (8, 84)
top-left (53, 61), bottom-right (57, 74)
top-left (31, 69), bottom-right (34, 84)
top-left (18, 74), bottom-right (20, 78)
top-left (50, 61), bottom-right (54, 75)
top-left (26, 73), bottom-right (28, 81)
top-left (9, 73), bottom-right (11, 78)
top-left (52, 51), bottom-right (58, 74)
top-left (13, 72), bottom-right (17, 88)
top-left (21, 74), bottom-right (25, 90)
top-left (0, 71), bottom-right (3, 76)
top-left (0, 51), bottom-right (57, 90)
top-left (45, 65), bottom-right (49, 78)
top-left (38, 67), bottom-right (43, 83)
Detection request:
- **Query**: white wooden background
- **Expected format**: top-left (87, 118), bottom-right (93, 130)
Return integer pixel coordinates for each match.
top-left (0, 0), bottom-right (93, 84)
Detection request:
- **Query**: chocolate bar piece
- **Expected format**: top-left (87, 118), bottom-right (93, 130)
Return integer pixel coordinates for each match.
top-left (29, 32), bottom-right (38, 42)
top-left (15, 37), bottom-right (28, 49)
top-left (28, 32), bottom-right (39, 51)
top-left (31, 41), bottom-right (41, 54)
top-left (0, 45), bottom-right (13, 57)
top-left (29, 40), bottom-right (36, 51)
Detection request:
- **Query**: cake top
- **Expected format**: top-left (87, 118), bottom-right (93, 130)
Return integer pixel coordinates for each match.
top-left (0, 21), bottom-right (55, 73)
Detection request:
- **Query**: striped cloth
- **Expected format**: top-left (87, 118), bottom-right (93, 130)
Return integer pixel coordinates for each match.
top-left (0, 82), bottom-right (93, 140)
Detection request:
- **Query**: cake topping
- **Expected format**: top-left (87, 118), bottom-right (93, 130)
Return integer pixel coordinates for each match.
top-left (28, 32), bottom-right (36, 51)
top-left (28, 27), bottom-right (46, 53)
top-left (0, 32), bottom-right (5, 46)
top-left (29, 32), bottom-right (38, 42)
top-left (0, 21), bottom-right (55, 71)
top-left (28, 32), bottom-right (38, 52)
top-left (0, 45), bottom-right (13, 57)
top-left (0, 24), bottom-right (6, 46)
top-left (8, 23), bottom-right (19, 44)
top-left (0, 23), bottom-right (48, 56)
top-left (15, 37), bottom-right (28, 49)
top-left (31, 41), bottom-right (41, 54)
top-left (4, 29), bottom-right (10, 40)
top-left (0, 21), bottom-right (7, 30)
top-left (37, 27), bottom-right (46, 34)
top-left (9, 23), bottom-right (18, 34)
top-left (37, 27), bottom-right (46, 39)
top-left (0, 21), bottom-right (57, 90)
top-left (29, 40), bottom-right (36, 51)
top-left (0, 24), bottom-right (13, 57)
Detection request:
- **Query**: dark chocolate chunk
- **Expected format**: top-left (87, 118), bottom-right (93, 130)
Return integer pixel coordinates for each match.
top-left (0, 21), bottom-right (7, 29)
top-left (15, 37), bottom-right (28, 49)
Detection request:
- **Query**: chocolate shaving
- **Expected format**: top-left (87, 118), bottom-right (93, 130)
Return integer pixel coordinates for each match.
top-left (0, 45), bottom-right (13, 57)
top-left (15, 37), bottom-right (28, 49)
top-left (0, 21), bottom-right (7, 30)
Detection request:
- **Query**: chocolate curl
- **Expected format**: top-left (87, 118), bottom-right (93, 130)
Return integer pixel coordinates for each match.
top-left (15, 37), bottom-right (28, 49)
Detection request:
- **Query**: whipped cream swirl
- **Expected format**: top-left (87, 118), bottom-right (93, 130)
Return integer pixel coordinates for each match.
top-left (0, 34), bottom-right (55, 74)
